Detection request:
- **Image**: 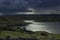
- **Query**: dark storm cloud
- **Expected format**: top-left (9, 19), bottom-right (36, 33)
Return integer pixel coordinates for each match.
top-left (26, 0), bottom-right (60, 8)
top-left (0, 0), bottom-right (30, 15)
top-left (0, 0), bottom-right (29, 12)
top-left (0, 0), bottom-right (60, 11)
top-left (0, 0), bottom-right (60, 15)
top-left (26, 0), bottom-right (60, 14)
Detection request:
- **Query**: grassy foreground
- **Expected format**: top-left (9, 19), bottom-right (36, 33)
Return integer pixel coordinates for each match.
top-left (0, 30), bottom-right (60, 40)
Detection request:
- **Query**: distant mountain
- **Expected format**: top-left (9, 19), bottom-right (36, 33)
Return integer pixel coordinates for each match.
top-left (2, 14), bottom-right (60, 16)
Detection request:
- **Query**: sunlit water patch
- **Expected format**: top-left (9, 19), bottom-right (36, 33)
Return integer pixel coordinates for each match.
top-left (24, 20), bottom-right (60, 34)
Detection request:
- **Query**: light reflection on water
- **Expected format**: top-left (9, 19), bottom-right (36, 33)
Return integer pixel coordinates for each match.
top-left (24, 20), bottom-right (60, 34)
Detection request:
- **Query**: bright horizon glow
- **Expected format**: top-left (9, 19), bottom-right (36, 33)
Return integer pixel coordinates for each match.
top-left (16, 8), bottom-right (35, 14)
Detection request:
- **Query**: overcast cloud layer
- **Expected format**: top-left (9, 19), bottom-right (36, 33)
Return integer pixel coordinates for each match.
top-left (0, 0), bottom-right (60, 15)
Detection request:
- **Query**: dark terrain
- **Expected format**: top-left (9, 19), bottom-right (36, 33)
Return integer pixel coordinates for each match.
top-left (1, 14), bottom-right (60, 22)
top-left (0, 14), bottom-right (60, 40)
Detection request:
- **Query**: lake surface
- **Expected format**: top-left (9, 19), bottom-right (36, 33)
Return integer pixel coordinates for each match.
top-left (24, 20), bottom-right (60, 34)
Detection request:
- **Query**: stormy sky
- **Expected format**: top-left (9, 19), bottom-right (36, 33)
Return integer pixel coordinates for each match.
top-left (0, 0), bottom-right (60, 15)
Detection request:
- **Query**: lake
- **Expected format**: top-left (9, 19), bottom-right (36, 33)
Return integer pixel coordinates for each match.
top-left (24, 20), bottom-right (60, 34)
